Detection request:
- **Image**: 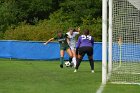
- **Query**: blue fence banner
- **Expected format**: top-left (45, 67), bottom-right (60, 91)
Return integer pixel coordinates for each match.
top-left (113, 43), bottom-right (140, 62)
top-left (0, 40), bottom-right (102, 60)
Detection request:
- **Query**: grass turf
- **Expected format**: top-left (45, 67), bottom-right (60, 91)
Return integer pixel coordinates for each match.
top-left (0, 60), bottom-right (101, 93)
top-left (0, 59), bottom-right (139, 93)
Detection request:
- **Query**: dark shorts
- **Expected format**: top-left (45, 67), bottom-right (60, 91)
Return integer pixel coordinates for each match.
top-left (79, 46), bottom-right (93, 57)
top-left (76, 47), bottom-right (79, 55)
top-left (60, 45), bottom-right (70, 51)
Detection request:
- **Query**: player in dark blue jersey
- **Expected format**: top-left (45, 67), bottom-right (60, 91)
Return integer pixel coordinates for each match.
top-left (74, 29), bottom-right (94, 73)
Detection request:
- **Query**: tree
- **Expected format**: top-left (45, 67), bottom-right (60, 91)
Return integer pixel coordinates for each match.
top-left (59, 0), bottom-right (102, 25)
top-left (15, 0), bottom-right (62, 24)
top-left (0, 1), bottom-right (19, 32)
top-left (2, 0), bottom-right (102, 41)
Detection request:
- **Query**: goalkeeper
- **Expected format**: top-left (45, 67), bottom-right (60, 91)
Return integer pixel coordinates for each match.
top-left (74, 29), bottom-right (94, 73)
top-left (44, 31), bottom-right (73, 68)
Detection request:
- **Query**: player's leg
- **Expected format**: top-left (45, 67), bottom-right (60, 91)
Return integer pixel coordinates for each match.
top-left (75, 54), bottom-right (83, 69)
top-left (60, 50), bottom-right (64, 68)
top-left (76, 47), bottom-right (79, 59)
top-left (88, 56), bottom-right (94, 72)
top-left (87, 47), bottom-right (94, 72)
top-left (70, 46), bottom-right (77, 67)
top-left (66, 48), bottom-right (73, 63)
top-left (72, 50), bottom-right (77, 67)
top-left (74, 47), bottom-right (85, 72)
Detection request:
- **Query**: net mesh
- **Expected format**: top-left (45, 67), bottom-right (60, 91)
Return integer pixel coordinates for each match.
top-left (110, 0), bottom-right (140, 84)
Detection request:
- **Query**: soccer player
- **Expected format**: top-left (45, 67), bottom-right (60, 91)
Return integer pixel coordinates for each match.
top-left (74, 29), bottom-right (94, 73)
top-left (66, 27), bottom-right (80, 67)
top-left (44, 31), bottom-right (73, 68)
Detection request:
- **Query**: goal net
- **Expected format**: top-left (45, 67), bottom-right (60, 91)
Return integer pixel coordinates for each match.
top-left (108, 0), bottom-right (140, 85)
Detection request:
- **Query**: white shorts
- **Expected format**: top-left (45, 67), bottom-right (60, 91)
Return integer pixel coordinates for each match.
top-left (70, 46), bottom-right (76, 50)
top-left (69, 44), bottom-right (76, 50)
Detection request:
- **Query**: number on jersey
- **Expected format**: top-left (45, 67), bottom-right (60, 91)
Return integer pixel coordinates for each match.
top-left (81, 35), bottom-right (91, 40)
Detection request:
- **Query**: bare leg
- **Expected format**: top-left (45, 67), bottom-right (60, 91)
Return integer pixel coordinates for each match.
top-left (75, 55), bottom-right (83, 70)
top-left (66, 48), bottom-right (73, 63)
top-left (71, 49), bottom-right (77, 67)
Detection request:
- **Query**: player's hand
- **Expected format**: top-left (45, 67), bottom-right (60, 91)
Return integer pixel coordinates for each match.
top-left (43, 42), bottom-right (48, 45)
top-left (77, 27), bottom-right (80, 32)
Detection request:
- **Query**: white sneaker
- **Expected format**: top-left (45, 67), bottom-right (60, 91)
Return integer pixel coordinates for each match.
top-left (91, 70), bottom-right (94, 73)
top-left (74, 69), bottom-right (77, 73)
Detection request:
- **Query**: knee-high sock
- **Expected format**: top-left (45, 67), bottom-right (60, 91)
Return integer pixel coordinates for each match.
top-left (75, 58), bottom-right (82, 70)
top-left (69, 57), bottom-right (72, 63)
top-left (60, 57), bottom-right (64, 65)
top-left (89, 59), bottom-right (94, 70)
top-left (72, 57), bottom-right (77, 66)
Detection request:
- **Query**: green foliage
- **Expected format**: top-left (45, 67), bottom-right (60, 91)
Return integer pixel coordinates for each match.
top-left (0, 1), bottom-right (18, 32)
top-left (4, 20), bottom-right (63, 41)
top-left (4, 17), bottom-right (101, 41)
top-left (5, 22), bottom-right (47, 41)
top-left (1, 0), bottom-right (102, 41)
top-left (81, 17), bottom-right (102, 41)
top-left (59, 0), bottom-right (101, 24)
top-left (0, 0), bottom-right (61, 32)
top-left (15, 0), bottom-right (57, 23)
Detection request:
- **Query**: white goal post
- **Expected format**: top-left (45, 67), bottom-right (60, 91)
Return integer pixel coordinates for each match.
top-left (102, 0), bottom-right (140, 85)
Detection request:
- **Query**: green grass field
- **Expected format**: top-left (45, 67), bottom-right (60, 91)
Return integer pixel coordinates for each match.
top-left (0, 59), bottom-right (139, 93)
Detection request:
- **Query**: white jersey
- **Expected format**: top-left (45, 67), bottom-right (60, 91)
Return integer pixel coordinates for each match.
top-left (66, 32), bottom-right (79, 50)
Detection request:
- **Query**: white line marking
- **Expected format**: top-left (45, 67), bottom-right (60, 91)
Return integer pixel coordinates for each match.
top-left (96, 84), bottom-right (105, 93)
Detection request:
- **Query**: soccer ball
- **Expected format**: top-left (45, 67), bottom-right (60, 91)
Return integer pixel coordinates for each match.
top-left (65, 61), bottom-right (71, 67)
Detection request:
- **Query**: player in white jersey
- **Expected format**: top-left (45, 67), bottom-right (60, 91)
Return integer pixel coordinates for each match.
top-left (66, 27), bottom-right (80, 67)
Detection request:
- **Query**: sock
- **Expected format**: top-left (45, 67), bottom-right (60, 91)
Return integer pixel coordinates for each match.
top-left (72, 57), bottom-right (77, 66)
top-left (75, 58), bottom-right (82, 70)
top-left (89, 59), bottom-right (94, 70)
top-left (69, 57), bottom-right (72, 63)
top-left (60, 57), bottom-right (64, 65)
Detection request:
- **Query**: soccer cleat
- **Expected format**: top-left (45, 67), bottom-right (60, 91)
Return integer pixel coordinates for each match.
top-left (60, 64), bottom-right (63, 68)
top-left (91, 70), bottom-right (94, 73)
top-left (74, 69), bottom-right (77, 73)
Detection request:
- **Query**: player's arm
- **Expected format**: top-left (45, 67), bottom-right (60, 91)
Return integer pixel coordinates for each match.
top-left (91, 37), bottom-right (94, 46)
top-left (76, 36), bottom-right (81, 48)
top-left (76, 36), bottom-right (81, 58)
top-left (77, 27), bottom-right (80, 32)
top-left (67, 38), bottom-right (70, 45)
top-left (65, 34), bottom-right (70, 44)
top-left (74, 27), bottom-right (80, 35)
top-left (44, 38), bottom-right (54, 45)
top-left (66, 32), bottom-right (70, 39)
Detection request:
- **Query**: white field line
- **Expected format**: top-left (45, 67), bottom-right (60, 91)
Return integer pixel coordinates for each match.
top-left (111, 82), bottom-right (140, 85)
top-left (96, 84), bottom-right (105, 93)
